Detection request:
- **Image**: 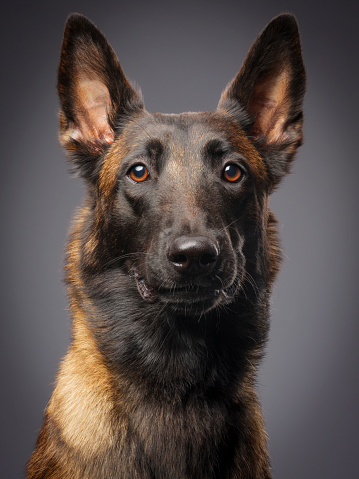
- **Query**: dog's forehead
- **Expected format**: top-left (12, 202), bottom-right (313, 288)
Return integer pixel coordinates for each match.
top-left (125, 111), bottom-right (256, 157)
top-left (129, 112), bottom-right (266, 180)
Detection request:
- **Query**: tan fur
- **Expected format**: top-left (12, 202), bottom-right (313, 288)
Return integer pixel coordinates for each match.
top-left (48, 336), bottom-right (115, 455)
top-left (51, 212), bottom-right (117, 455)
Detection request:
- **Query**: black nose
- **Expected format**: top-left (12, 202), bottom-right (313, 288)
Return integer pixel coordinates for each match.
top-left (167, 236), bottom-right (219, 275)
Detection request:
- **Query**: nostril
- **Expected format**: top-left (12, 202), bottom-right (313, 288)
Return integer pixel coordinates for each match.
top-left (199, 252), bottom-right (217, 267)
top-left (171, 254), bottom-right (188, 265)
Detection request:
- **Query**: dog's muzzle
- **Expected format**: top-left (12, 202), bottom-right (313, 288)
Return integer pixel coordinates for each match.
top-left (133, 235), bottom-right (240, 314)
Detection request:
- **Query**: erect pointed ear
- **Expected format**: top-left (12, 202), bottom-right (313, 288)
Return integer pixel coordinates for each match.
top-left (217, 14), bottom-right (306, 185)
top-left (57, 14), bottom-right (144, 182)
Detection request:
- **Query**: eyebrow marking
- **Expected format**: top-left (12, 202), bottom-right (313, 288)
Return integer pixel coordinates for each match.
top-left (146, 138), bottom-right (164, 160)
top-left (203, 139), bottom-right (229, 157)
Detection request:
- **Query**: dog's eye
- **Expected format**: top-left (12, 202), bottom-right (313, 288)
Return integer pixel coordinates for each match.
top-left (128, 164), bottom-right (150, 182)
top-left (223, 164), bottom-right (243, 183)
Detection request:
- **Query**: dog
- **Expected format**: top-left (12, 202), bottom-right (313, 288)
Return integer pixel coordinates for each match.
top-left (27, 12), bottom-right (305, 478)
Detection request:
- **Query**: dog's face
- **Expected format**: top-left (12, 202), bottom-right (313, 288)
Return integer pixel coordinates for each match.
top-left (59, 14), bottom-right (305, 317)
top-left (103, 111), bottom-right (263, 315)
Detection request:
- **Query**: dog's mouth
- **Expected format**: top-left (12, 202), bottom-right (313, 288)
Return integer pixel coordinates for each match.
top-left (134, 271), bottom-right (159, 304)
top-left (133, 270), bottom-right (238, 313)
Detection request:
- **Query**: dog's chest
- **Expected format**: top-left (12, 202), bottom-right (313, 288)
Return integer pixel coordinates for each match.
top-left (113, 396), bottom-right (239, 478)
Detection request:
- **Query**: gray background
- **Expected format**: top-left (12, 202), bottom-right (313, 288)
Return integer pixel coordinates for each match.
top-left (1, 0), bottom-right (358, 477)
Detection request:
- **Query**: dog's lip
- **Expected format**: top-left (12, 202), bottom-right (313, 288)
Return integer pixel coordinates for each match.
top-left (134, 271), bottom-right (158, 303)
top-left (133, 270), bottom-right (237, 305)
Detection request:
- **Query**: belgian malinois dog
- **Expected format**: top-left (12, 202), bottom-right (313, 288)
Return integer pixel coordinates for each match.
top-left (27, 12), bottom-right (305, 478)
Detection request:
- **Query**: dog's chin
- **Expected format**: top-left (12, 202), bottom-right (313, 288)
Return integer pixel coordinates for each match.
top-left (133, 270), bottom-right (238, 315)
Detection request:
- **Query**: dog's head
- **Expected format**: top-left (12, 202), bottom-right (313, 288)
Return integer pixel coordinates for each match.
top-left (58, 14), bottom-right (305, 318)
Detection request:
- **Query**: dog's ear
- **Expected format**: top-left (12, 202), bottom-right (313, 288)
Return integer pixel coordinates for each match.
top-left (217, 14), bottom-right (306, 188)
top-left (58, 14), bottom-right (144, 183)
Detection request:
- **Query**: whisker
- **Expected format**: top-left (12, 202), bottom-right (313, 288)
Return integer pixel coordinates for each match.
top-left (218, 218), bottom-right (240, 234)
top-left (101, 252), bottom-right (149, 270)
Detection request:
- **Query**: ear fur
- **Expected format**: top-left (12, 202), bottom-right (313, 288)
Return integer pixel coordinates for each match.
top-left (58, 14), bottom-right (144, 183)
top-left (218, 14), bottom-right (306, 188)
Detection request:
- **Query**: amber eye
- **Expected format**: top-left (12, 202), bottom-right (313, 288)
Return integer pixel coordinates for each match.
top-left (128, 164), bottom-right (149, 182)
top-left (223, 163), bottom-right (243, 183)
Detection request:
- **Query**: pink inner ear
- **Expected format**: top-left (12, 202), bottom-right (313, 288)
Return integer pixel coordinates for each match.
top-left (72, 78), bottom-right (114, 143)
top-left (250, 69), bottom-right (290, 143)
